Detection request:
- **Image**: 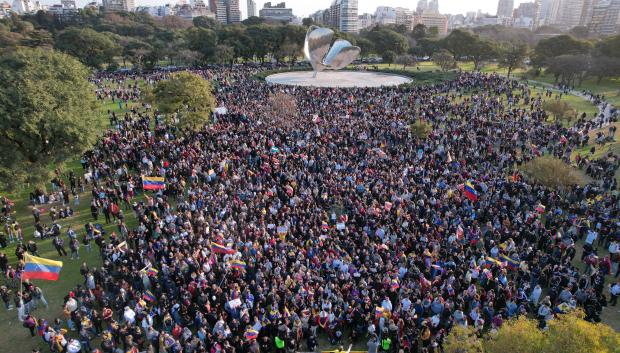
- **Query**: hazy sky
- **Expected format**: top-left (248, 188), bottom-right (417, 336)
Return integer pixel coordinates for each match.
top-left (56, 0), bottom-right (531, 19)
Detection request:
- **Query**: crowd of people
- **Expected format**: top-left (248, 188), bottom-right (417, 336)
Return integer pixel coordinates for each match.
top-left (3, 64), bottom-right (620, 353)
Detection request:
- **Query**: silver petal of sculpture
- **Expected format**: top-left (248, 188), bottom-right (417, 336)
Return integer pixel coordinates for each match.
top-left (304, 26), bottom-right (361, 77)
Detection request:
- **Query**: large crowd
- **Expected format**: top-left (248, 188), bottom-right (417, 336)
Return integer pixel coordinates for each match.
top-left (3, 64), bottom-right (620, 353)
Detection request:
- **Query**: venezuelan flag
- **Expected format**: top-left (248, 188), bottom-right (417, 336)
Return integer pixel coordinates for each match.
top-left (230, 260), bottom-right (247, 270)
top-left (484, 257), bottom-right (502, 268)
top-left (375, 306), bottom-right (385, 318)
top-left (146, 267), bottom-right (159, 277)
top-left (22, 253), bottom-right (63, 281)
top-left (143, 290), bottom-right (156, 302)
top-left (244, 328), bottom-right (259, 340)
top-left (211, 242), bottom-right (236, 255)
top-left (390, 278), bottom-right (400, 291)
top-left (463, 181), bottom-right (478, 202)
top-left (142, 176), bottom-right (166, 190)
top-left (500, 254), bottom-right (519, 269)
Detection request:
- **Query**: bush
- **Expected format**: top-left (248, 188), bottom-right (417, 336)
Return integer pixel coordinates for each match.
top-left (543, 100), bottom-right (576, 123)
top-left (410, 120), bottom-right (433, 139)
top-left (521, 156), bottom-right (589, 189)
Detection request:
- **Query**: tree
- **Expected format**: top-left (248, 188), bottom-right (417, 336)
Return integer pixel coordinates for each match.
top-left (382, 50), bottom-right (396, 66)
top-left (395, 54), bottom-right (416, 69)
top-left (302, 17), bottom-right (314, 27)
top-left (411, 23), bottom-right (428, 40)
top-left (568, 26), bottom-right (589, 39)
top-left (148, 72), bottom-right (215, 131)
top-left (483, 316), bottom-right (546, 353)
top-left (242, 16), bottom-right (265, 26)
top-left (545, 55), bottom-right (589, 86)
top-left (55, 27), bottom-right (120, 69)
top-left (444, 326), bottom-right (484, 353)
top-left (470, 39), bottom-right (497, 71)
top-left (543, 100), bottom-right (577, 123)
top-left (595, 34), bottom-right (620, 58)
top-left (498, 42), bottom-right (527, 78)
top-left (365, 27), bottom-right (409, 54)
top-left (441, 29), bottom-right (477, 60)
top-left (356, 37), bottom-right (374, 59)
top-left (186, 27), bottom-right (218, 61)
top-left (531, 34), bottom-right (591, 69)
top-left (588, 56), bottom-right (620, 84)
top-left (521, 155), bottom-right (589, 189)
top-left (215, 44), bottom-right (235, 65)
top-left (193, 16), bottom-right (220, 30)
top-left (0, 48), bottom-right (100, 188)
top-left (432, 49), bottom-right (456, 71)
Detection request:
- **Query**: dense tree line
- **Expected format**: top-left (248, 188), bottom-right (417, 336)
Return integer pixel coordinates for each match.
top-left (1, 10), bottom-right (619, 83)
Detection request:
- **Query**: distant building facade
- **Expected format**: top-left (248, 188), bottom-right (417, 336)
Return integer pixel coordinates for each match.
top-left (247, 0), bottom-right (256, 17)
top-left (102, 0), bottom-right (134, 12)
top-left (259, 2), bottom-right (294, 23)
top-left (588, 0), bottom-right (620, 35)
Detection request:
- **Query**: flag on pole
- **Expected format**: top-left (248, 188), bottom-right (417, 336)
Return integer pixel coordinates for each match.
top-left (142, 290), bottom-right (156, 302)
top-left (229, 260), bottom-right (247, 270)
top-left (211, 242), bottom-right (236, 255)
top-left (142, 176), bottom-right (166, 190)
top-left (22, 253), bottom-right (63, 281)
top-left (244, 328), bottom-right (259, 340)
top-left (463, 181), bottom-right (478, 202)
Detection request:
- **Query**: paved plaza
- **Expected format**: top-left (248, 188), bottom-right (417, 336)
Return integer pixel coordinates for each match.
top-left (265, 70), bottom-right (412, 87)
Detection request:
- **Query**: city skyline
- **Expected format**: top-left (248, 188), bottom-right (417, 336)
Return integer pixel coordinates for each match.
top-left (33, 0), bottom-right (535, 19)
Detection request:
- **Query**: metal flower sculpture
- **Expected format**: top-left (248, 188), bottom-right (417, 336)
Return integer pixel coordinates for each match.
top-left (303, 26), bottom-right (361, 77)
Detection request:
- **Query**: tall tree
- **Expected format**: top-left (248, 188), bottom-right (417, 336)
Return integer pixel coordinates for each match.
top-left (365, 27), bottom-right (409, 54)
top-left (470, 39), bottom-right (498, 71)
top-left (55, 27), bottom-right (120, 69)
top-left (498, 42), bottom-right (528, 78)
top-left (0, 48), bottom-right (100, 188)
top-left (531, 34), bottom-right (591, 69)
top-left (432, 49), bottom-right (456, 71)
top-left (147, 72), bottom-right (216, 131)
top-left (185, 27), bottom-right (218, 61)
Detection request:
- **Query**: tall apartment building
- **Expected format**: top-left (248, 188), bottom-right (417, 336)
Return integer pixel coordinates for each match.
top-left (102, 0), bottom-right (134, 12)
top-left (428, 0), bottom-right (439, 13)
top-left (559, 0), bottom-right (586, 29)
top-left (375, 6), bottom-right (396, 24)
top-left (538, 0), bottom-right (561, 26)
top-left (418, 10), bottom-right (448, 35)
top-left (497, 0), bottom-right (515, 18)
top-left (339, 0), bottom-right (358, 33)
top-left (209, 0), bottom-right (239, 23)
top-left (589, 0), bottom-right (620, 35)
top-left (395, 7), bottom-right (414, 29)
top-left (416, 0), bottom-right (428, 14)
top-left (358, 13), bottom-right (374, 29)
top-left (247, 0), bottom-right (256, 17)
top-left (259, 2), bottom-right (294, 23)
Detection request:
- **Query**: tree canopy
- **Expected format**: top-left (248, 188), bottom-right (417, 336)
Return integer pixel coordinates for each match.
top-left (0, 47), bottom-right (100, 188)
top-left (147, 72), bottom-right (216, 131)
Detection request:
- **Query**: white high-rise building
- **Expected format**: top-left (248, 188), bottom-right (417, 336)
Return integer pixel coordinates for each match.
top-left (589, 0), bottom-right (620, 35)
top-left (102, 0), bottom-right (134, 11)
top-left (554, 0), bottom-right (586, 29)
top-left (428, 0), bottom-right (439, 13)
top-left (497, 0), bottom-right (514, 17)
top-left (339, 0), bottom-right (358, 33)
top-left (395, 7), bottom-right (414, 29)
top-left (375, 6), bottom-right (396, 24)
top-left (247, 0), bottom-right (256, 17)
top-left (416, 0), bottom-right (428, 13)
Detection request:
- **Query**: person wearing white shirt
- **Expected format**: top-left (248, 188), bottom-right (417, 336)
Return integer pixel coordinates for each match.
top-left (585, 229), bottom-right (598, 245)
top-left (123, 306), bottom-right (136, 325)
top-left (609, 282), bottom-right (620, 306)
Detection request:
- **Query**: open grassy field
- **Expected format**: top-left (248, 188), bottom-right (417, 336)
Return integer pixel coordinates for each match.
top-left (0, 97), bottom-right (142, 352)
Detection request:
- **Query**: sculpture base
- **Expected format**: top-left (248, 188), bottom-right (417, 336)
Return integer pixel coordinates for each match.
top-left (265, 71), bottom-right (412, 88)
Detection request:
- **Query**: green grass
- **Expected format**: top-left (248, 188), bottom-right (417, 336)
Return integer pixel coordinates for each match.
top-left (527, 70), bottom-right (620, 107)
top-left (0, 93), bottom-right (142, 352)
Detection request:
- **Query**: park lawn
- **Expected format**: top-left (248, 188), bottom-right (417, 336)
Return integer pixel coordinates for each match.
top-left (0, 97), bottom-right (143, 352)
top-left (532, 71), bottom-right (620, 107)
